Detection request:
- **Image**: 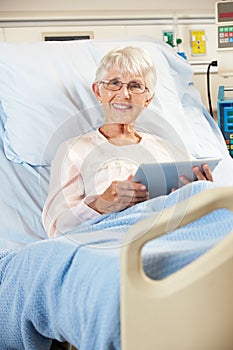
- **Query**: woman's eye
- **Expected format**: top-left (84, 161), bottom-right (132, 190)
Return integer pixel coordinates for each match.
top-left (110, 80), bottom-right (121, 86)
top-left (129, 83), bottom-right (142, 89)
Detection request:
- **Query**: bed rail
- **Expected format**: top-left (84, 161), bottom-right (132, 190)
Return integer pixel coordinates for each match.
top-left (121, 186), bottom-right (233, 350)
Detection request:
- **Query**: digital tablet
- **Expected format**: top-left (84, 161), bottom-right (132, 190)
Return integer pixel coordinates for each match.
top-left (132, 158), bottom-right (220, 198)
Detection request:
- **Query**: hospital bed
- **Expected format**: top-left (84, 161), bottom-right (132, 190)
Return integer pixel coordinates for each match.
top-left (0, 38), bottom-right (233, 350)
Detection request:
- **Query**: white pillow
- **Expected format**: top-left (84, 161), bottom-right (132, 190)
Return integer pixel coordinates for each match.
top-left (0, 39), bottom-right (194, 165)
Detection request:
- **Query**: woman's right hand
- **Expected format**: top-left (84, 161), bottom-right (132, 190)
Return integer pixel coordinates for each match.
top-left (88, 179), bottom-right (149, 214)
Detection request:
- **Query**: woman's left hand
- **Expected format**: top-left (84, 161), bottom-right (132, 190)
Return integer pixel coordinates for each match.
top-left (179, 163), bottom-right (213, 185)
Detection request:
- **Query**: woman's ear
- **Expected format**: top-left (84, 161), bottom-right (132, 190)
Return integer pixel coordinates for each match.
top-left (144, 94), bottom-right (154, 108)
top-left (92, 82), bottom-right (102, 103)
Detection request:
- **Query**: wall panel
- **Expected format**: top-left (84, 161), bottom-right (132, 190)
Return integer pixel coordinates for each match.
top-left (0, 0), bottom-right (217, 13)
top-left (3, 26), bottom-right (126, 42)
top-left (1, 8), bottom-right (233, 113)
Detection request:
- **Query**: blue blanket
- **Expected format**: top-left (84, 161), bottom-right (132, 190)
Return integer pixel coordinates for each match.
top-left (0, 181), bottom-right (233, 350)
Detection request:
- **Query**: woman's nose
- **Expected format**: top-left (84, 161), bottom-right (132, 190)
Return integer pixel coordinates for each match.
top-left (118, 84), bottom-right (131, 98)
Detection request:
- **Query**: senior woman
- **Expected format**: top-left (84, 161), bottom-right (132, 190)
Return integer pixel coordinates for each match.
top-left (42, 46), bottom-right (213, 237)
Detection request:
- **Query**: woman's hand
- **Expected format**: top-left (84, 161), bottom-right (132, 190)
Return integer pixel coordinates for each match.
top-left (88, 178), bottom-right (149, 214)
top-left (179, 163), bottom-right (213, 185)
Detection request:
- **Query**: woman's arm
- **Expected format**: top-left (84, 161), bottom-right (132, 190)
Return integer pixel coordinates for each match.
top-left (42, 142), bottom-right (100, 238)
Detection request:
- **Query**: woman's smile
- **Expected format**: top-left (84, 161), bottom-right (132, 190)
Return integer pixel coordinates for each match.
top-left (112, 103), bottom-right (132, 111)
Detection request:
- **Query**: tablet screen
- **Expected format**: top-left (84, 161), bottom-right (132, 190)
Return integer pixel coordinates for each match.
top-left (132, 158), bottom-right (220, 198)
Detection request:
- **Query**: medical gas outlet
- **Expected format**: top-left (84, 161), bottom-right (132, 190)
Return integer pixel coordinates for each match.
top-left (190, 30), bottom-right (206, 55)
top-left (163, 31), bottom-right (182, 48)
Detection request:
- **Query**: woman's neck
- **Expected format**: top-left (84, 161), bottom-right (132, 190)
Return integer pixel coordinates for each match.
top-left (99, 123), bottom-right (141, 145)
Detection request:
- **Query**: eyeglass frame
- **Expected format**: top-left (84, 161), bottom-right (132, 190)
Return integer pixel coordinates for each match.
top-left (99, 79), bottom-right (149, 95)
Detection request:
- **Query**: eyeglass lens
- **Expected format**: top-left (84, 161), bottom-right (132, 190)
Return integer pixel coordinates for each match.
top-left (102, 79), bottom-right (147, 94)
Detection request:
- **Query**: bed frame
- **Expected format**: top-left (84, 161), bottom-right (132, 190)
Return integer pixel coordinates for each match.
top-left (121, 186), bottom-right (233, 350)
top-left (61, 186), bottom-right (233, 350)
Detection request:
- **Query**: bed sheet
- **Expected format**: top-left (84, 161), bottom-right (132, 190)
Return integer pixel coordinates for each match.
top-left (1, 180), bottom-right (233, 350)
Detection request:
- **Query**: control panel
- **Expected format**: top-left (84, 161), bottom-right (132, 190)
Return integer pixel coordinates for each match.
top-left (216, 1), bottom-right (233, 50)
top-left (218, 86), bottom-right (233, 157)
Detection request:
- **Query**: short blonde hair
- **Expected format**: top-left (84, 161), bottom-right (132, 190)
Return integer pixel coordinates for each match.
top-left (94, 46), bottom-right (157, 98)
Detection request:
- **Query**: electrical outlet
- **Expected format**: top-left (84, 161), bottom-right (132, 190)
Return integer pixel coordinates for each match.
top-left (190, 30), bottom-right (206, 55)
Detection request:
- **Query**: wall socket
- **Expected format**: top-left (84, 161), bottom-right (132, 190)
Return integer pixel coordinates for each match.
top-left (190, 30), bottom-right (206, 55)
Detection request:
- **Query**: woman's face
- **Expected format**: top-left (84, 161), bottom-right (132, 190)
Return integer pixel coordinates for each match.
top-left (92, 68), bottom-right (153, 125)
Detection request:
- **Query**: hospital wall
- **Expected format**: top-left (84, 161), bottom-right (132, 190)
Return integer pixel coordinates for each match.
top-left (1, 0), bottom-right (233, 117)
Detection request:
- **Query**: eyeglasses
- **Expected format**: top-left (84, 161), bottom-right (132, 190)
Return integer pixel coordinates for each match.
top-left (99, 79), bottom-right (149, 95)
